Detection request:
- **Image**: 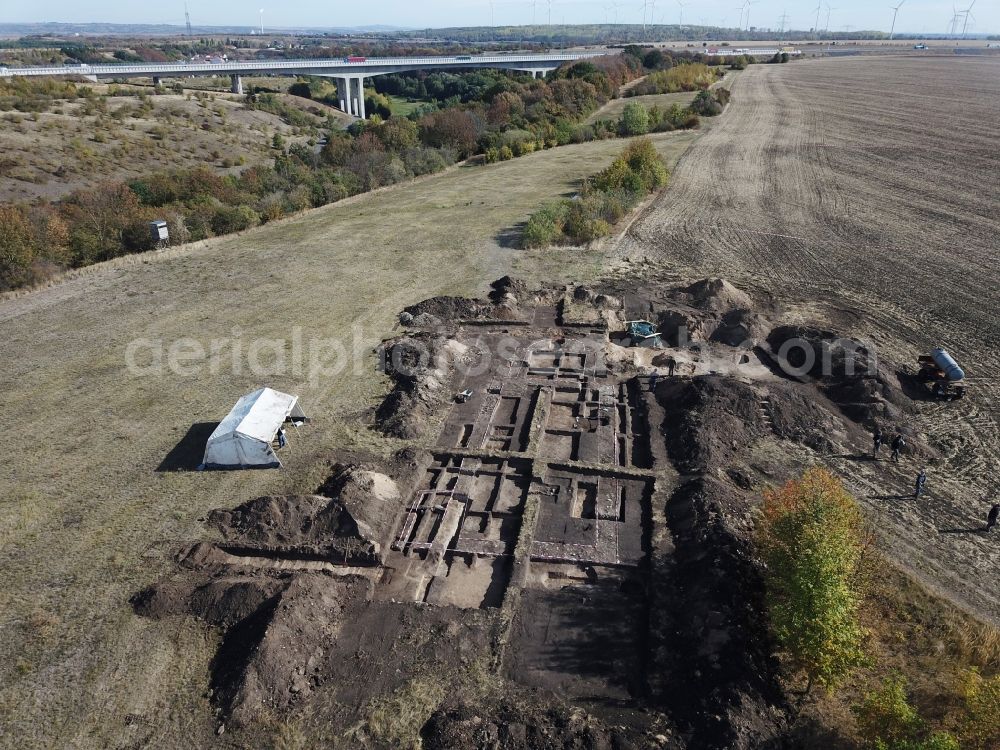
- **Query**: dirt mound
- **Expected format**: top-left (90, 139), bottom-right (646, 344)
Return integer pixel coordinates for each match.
top-left (650, 374), bottom-right (792, 747)
top-left (422, 692), bottom-right (669, 750)
top-left (765, 325), bottom-right (916, 427)
top-left (656, 376), bottom-right (770, 473)
top-left (680, 277), bottom-right (754, 313)
top-left (403, 279), bottom-right (537, 326)
top-left (317, 465), bottom-right (402, 546)
top-left (214, 573), bottom-right (370, 728)
top-left (134, 572), bottom-right (371, 730)
top-left (710, 308), bottom-right (769, 347)
top-left (487, 275), bottom-right (531, 306)
top-left (132, 574), bottom-right (287, 628)
top-left (401, 296), bottom-right (487, 326)
top-left (656, 477), bottom-right (787, 750)
top-left (656, 374), bottom-right (872, 472)
top-left (376, 333), bottom-right (473, 439)
top-left (642, 278), bottom-right (766, 348)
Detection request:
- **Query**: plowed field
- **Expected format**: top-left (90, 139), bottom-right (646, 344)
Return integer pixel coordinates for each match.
top-left (617, 55), bottom-right (1000, 623)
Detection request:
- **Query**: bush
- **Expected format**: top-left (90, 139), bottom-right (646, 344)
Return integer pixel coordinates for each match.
top-left (854, 675), bottom-right (961, 750)
top-left (520, 201), bottom-right (568, 248)
top-left (854, 675), bottom-right (923, 748)
top-left (690, 89), bottom-right (723, 117)
top-left (563, 200), bottom-right (611, 243)
top-left (620, 101), bottom-right (649, 135)
top-left (211, 204), bottom-right (259, 234)
top-left (958, 668), bottom-right (1000, 749)
top-left (403, 146), bottom-right (448, 176)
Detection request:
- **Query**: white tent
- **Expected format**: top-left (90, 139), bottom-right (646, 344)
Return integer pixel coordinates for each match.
top-left (202, 387), bottom-right (307, 469)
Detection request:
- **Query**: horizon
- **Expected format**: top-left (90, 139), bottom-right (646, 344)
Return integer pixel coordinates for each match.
top-left (3, 0), bottom-right (996, 37)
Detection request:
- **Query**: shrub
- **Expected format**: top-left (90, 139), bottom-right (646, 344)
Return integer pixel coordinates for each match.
top-left (403, 146), bottom-right (448, 176)
top-left (520, 201), bottom-right (568, 248)
top-left (211, 204), bottom-right (259, 234)
top-left (958, 668), bottom-right (1000, 749)
top-left (520, 139), bottom-right (668, 249)
top-left (620, 101), bottom-right (649, 136)
top-left (563, 200), bottom-right (611, 243)
top-left (854, 675), bottom-right (961, 750)
top-left (622, 138), bottom-right (669, 190)
top-left (0, 205), bottom-right (36, 289)
top-left (854, 675), bottom-right (923, 748)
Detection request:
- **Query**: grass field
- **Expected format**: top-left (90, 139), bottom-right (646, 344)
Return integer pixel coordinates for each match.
top-left (0, 129), bottom-right (699, 748)
top-left (385, 94), bottom-right (426, 117)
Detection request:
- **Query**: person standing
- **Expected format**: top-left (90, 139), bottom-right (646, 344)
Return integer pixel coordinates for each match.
top-left (277, 427), bottom-right (287, 450)
top-left (914, 468), bottom-right (927, 499)
top-left (891, 434), bottom-right (906, 463)
top-left (872, 428), bottom-right (884, 460)
top-left (986, 503), bottom-right (1000, 532)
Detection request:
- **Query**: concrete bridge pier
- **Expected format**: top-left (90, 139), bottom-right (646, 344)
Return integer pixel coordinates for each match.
top-left (230, 74), bottom-right (243, 95)
top-left (335, 77), bottom-right (349, 114)
top-left (351, 76), bottom-right (366, 119)
top-left (152, 76), bottom-right (162, 87)
top-left (330, 76), bottom-right (366, 119)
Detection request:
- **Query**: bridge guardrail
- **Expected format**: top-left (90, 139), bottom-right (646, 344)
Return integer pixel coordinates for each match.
top-left (4, 52), bottom-right (611, 78)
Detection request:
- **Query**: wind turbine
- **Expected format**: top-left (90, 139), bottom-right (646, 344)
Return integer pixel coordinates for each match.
top-left (960, 0), bottom-right (975, 38)
top-left (888, 0), bottom-right (904, 40)
top-left (676, 0), bottom-right (686, 27)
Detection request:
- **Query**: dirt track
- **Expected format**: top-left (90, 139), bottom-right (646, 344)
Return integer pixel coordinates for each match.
top-left (617, 56), bottom-right (1000, 623)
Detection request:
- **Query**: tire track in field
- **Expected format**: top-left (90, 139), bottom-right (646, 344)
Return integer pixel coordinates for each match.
top-left (615, 56), bottom-right (1000, 623)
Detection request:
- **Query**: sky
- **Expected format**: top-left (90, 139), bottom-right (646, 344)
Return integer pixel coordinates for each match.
top-left (4, 0), bottom-right (996, 35)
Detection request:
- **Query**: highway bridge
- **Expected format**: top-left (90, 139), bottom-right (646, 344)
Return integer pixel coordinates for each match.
top-left (0, 51), bottom-right (610, 118)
